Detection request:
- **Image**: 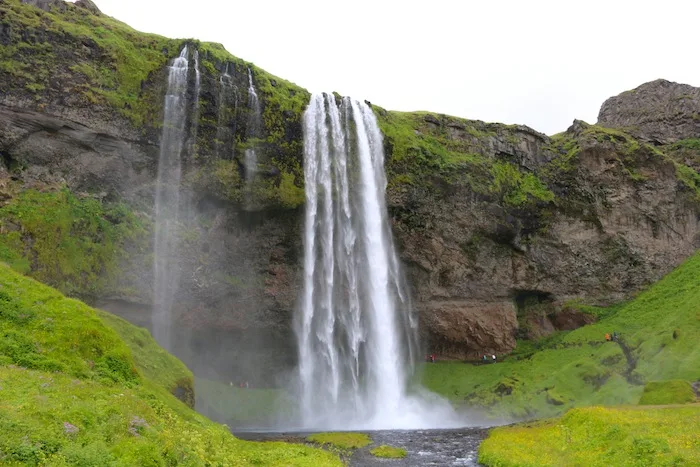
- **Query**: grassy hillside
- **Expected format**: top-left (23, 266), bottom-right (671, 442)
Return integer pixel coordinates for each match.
top-left (0, 262), bottom-right (340, 466)
top-left (423, 250), bottom-right (700, 419)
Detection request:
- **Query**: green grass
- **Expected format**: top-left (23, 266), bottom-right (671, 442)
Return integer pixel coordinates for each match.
top-left (423, 251), bottom-right (700, 419)
top-left (307, 432), bottom-right (372, 450)
top-left (98, 310), bottom-right (194, 407)
top-left (0, 188), bottom-right (147, 298)
top-left (0, 263), bottom-right (341, 466)
top-left (478, 405), bottom-right (700, 466)
top-left (370, 445), bottom-right (407, 458)
top-left (639, 381), bottom-right (697, 406)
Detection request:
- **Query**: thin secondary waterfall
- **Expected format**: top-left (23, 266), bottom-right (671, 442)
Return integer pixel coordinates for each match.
top-left (216, 64), bottom-right (237, 159)
top-left (189, 49), bottom-right (201, 157)
top-left (297, 94), bottom-right (456, 430)
top-left (153, 46), bottom-right (189, 350)
top-left (244, 67), bottom-right (261, 186)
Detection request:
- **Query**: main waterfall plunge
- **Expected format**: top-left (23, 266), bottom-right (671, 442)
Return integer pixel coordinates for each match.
top-left (297, 94), bottom-right (456, 430)
top-left (153, 46), bottom-right (189, 349)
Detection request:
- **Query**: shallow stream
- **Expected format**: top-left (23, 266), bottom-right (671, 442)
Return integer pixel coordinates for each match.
top-left (236, 427), bottom-right (489, 466)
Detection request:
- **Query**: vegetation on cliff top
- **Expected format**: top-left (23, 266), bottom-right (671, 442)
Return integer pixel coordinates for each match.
top-left (0, 262), bottom-right (340, 465)
top-left (376, 109), bottom-right (555, 209)
top-left (423, 250), bottom-right (700, 419)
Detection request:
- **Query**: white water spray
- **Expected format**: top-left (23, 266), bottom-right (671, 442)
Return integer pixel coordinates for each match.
top-left (297, 94), bottom-right (458, 430)
top-left (153, 46), bottom-right (189, 350)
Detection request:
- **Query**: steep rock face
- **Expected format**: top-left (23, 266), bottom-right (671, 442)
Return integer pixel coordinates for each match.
top-left (381, 113), bottom-right (700, 358)
top-left (598, 79), bottom-right (700, 144)
top-left (0, 104), bottom-right (155, 198)
top-left (1, 1), bottom-right (699, 373)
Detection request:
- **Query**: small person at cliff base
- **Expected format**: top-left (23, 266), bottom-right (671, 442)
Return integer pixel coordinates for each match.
top-left (492, 354), bottom-right (496, 363)
top-left (605, 333), bottom-right (611, 342)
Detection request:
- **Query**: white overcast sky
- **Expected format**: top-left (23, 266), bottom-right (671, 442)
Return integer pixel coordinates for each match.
top-left (86, 0), bottom-right (698, 135)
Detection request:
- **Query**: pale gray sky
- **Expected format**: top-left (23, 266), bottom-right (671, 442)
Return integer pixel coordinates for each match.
top-left (88, 0), bottom-right (698, 135)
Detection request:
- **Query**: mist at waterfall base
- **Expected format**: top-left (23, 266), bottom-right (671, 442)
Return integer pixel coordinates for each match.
top-left (294, 93), bottom-right (460, 431)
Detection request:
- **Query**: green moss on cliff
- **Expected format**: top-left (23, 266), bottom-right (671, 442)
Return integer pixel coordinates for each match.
top-left (0, 263), bottom-right (341, 466)
top-left (0, 0), bottom-right (179, 126)
top-left (191, 159), bottom-right (305, 208)
top-left (0, 188), bottom-right (147, 298)
top-left (376, 109), bottom-right (555, 209)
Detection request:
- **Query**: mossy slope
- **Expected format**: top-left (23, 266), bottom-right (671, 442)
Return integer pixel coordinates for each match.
top-left (0, 188), bottom-right (147, 299)
top-left (0, 263), bottom-right (340, 465)
top-left (423, 251), bottom-right (700, 419)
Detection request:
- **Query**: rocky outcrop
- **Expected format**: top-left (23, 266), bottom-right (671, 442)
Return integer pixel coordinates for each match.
top-left (75, 0), bottom-right (101, 14)
top-left (20, 0), bottom-right (65, 12)
top-left (0, 104), bottom-right (155, 199)
top-left (598, 79), bottom-right (700, 144)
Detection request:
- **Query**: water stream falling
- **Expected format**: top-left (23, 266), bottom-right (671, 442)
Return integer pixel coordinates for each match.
top-left (188, 49), bottom-right (201, 157)
top-left (153, 46), bottom-right (189, 350)
top-left (244, 67), bottom-right (261, 186)
top-left (297, 94), bottom-right (457, 430)
top-left (216, 64), bottom-right (237, 159)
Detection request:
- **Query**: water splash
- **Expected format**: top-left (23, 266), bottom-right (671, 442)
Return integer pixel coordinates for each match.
top-left (153, 46), bottom-right (189, 350)
top-left (297, 94), bottom-right (458, 430)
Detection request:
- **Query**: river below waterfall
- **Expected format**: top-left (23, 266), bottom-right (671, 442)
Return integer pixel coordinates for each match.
top-left (235, 427), bottom-right (489, 466)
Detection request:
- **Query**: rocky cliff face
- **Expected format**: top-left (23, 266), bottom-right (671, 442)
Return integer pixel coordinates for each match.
top-left (1, 0), bottom-right (699, 379)
top-left (598, 79), bottom-right (700, 144)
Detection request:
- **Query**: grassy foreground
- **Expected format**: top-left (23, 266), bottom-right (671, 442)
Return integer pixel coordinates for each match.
top-left (0, 263), bottom-right (340, 466)
top-left (479, 405), bottom-right (700, 466)
top-left (423, 251), bottom-right (700, 419)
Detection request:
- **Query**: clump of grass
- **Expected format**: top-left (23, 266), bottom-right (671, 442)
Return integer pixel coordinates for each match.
top-left (370, 445), bottom-right (407, 458)
top-left (307, 432), bottom-right (372, 450)
top-left (639, 380), bottom-right (696, 405)
top-left (478, 406), bottom-right (700, 466)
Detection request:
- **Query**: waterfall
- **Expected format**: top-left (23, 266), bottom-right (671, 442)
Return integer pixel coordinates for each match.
top-left (297, 94), bottom-right (457, 430)
top-left (153, 46), bottom-right (189, 350)
top-left (244, 68), bottom-right (261, 185)
top-left (216, 63), bottom-right (237, 159)
top-left (188, 49), bottom-right (201, 158)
